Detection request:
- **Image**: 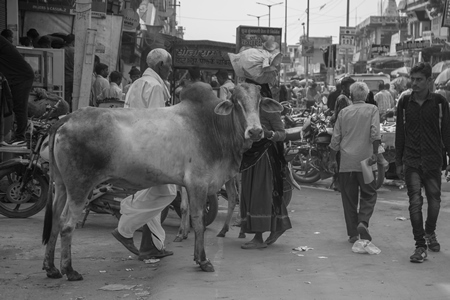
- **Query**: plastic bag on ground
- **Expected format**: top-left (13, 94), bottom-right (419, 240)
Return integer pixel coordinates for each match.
top-left (352, 240), bottom-right (381, 255)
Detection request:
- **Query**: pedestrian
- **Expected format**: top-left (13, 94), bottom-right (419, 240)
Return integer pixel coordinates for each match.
top-left (329, 81), bottom-right (381, 244)
top-left (63, 34), bottom-right (75, 111)
top-left (26, 28), bottom-right (40, 48)
top-left (330, 77), bottom-right (355, 124)
top-left (395, 62), bottom-right (450, 263)
top-left (374, 83), bottom-right (395, 121)
top-left (279, 84), bottom-right (289, 102)
top-left (365, 91), bottom-right (377, 106)
top-left (112, 48), bottom-right (176, 260)
top-left (188, 66), bottom-right (202, 83)
top-left (91, 63), bottom-right (109, 107)
top-left (327, 81), bottom-right (341, 111)
top-left (123, 66), bottom-right (141, 96)
top-left (97, 70), bottom-right (124, 103)
top-left (0, 35), bottom-right (35, 147)
top-left (0, 29), bottom-right (13, 44)
top-left (240, 78), bottom-right (292, 249)
top-left (305, 82), bottom-right (320, 108)
top-left (216, 69), bottom-right (234, 100)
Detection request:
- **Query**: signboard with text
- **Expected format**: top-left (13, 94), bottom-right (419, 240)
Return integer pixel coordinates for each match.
top-left (442, 0), bottom-right (450, 27)
top-left (18, 0), bottom-right (106, 17)
top-left (236, 25), bottom-right (282, 53)
top-left (339, 26), bottom-right (356, 49)
top-left (172, 40), bottom-right (235, 70)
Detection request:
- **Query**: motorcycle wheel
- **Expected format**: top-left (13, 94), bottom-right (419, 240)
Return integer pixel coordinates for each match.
top-left (292, 153), bottom-right (321, 184)
top-left (0, 164), bottom-right (48, 218)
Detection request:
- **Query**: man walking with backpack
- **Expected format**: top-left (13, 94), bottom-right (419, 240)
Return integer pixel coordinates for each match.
top-left (395, 62), bottom-right (450, 263)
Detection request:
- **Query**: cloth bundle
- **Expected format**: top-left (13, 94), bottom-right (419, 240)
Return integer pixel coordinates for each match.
top-left (229, 48), bottom-right (282, 85)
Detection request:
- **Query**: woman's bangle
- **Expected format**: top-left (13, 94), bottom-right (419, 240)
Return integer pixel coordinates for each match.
top-left (267, 131), bottom-right (275, 140)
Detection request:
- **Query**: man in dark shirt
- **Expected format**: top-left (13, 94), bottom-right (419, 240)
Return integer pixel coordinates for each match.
top-left (327, 81), bottom-right (341, 111)
top-left (395, 62), bottom-right (450, 263)
top-left (0, 35), bottom-right (34, 146)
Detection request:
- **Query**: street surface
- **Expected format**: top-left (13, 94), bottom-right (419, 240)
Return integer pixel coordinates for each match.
top-left (2, 178), bottom-right (450, 300)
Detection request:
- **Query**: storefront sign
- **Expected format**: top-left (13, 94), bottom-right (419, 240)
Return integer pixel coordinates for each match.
top-left (339, 26), bottom-right (356, 49)
top-left (172, 41), bottom-right (235, 70)
top-left (18, 0), bottom-right (106, 17)
top-left (443, 0), bottom-right (450, 27)
top-left (396, 40), bottom-right (431, 52)
top-left (235, 26), bottom-right (282, 53)
top-left (301, 40), bottom-right (314, 57)
top-left (370, 44), bottom-right (390, 57)
top-left (122, 8), bottom-right (140, 31)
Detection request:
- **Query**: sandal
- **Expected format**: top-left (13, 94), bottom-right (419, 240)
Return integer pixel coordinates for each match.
top-left (265, 230), bottom-right (286, 245)
top-left (241, 241), bottom-right (267, 249)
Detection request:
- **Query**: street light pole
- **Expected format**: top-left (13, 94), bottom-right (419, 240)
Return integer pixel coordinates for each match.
top-left (256, 1), bottom-right (283, 27)
top-left (247, 14), bottom-right (268, 26)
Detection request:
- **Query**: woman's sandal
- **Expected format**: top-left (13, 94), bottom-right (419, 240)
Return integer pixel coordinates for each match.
top-left (241, 241), bottom-right (268, 249)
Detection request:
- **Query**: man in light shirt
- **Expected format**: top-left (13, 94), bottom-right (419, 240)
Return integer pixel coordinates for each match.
top-left (112, 48), bottom-right (176, 260)
top-left (91, 63), bottom-right (109, 107)
top-left (97, 71), bottom-right (124, 103)
top-left (329, 81), bottom-right (381, 245)
top-left (374, 82), bottom-right (395, 121)
top-left (216, 69), bottom-right (234, 100)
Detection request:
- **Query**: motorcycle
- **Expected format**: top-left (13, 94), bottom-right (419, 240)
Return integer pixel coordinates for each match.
top-left (0, 103), bottom-right (56, 218)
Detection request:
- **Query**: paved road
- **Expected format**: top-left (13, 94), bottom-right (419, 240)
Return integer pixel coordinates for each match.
top-left (1, 179), bottom-right (450, 300)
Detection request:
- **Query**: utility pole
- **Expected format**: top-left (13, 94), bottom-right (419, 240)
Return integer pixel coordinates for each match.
top-left (345, 0), bottom-right (350, 75)
top-left (170, 1), bottom-right (181, 35)
top-left (284, 0), bottom-right (287, 84)
top-left (305, 0), bottom-right (309, 83)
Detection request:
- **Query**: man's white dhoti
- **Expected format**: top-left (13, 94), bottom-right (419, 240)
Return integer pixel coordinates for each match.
top-left (118, 184), bottom-right (176, 250)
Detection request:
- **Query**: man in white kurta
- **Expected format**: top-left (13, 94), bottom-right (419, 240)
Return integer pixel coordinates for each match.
top-left (113, 49), bottom-right (176, 260)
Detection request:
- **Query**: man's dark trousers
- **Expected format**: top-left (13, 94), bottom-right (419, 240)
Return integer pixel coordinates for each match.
top-left (404, 166), bottom-right (441, 249)
top-left (339, 172), bottom-right (377, 237)
top-left (9, 78), bottom-right (33, 140)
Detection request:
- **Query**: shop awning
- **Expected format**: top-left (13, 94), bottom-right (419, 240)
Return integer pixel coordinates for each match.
top-left (367, 56), bottom-right (405, 65)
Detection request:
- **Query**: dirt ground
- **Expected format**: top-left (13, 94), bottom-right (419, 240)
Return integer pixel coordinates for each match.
top-left (2, 179), bottom-right (450, 300)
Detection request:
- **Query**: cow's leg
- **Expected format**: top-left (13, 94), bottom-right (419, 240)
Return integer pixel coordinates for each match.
top-left (59, 191), bottom-right (88, 281)
top-left (217, 177), bottom-right (238, 238)
top-left (43, 182), bottom-right (66, 279)
top-left (186, 185), bottom-right (214, 272)
top-left (174, 186), bottom-right (190, 242)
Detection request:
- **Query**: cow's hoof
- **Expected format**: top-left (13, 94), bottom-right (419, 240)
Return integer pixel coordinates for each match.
top-left (199, 260), bottom-right (215, 272)
top-left (46, 268), bottom-right (63, 279)
top-left (66, 271), bottom-right (83, 281)
top-left (238, 232), bottom-right (246, 239)
top-left (173, 236), bottom-right (184, 242)
top-left (216, 231), bottom-right (226, 238)
top-left (217, 225), bottom-right (229, 238)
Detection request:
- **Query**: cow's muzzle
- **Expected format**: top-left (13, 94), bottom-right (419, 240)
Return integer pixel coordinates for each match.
top-left (247, 127), bottom-right (263, 141)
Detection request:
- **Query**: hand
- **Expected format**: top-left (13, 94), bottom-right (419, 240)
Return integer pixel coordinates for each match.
top-left (396, 165), bottom-right (404, 180)
top-left (328, 160), bottom-right (338, 173)
top-left (446, 165), bottom-right (450, 181)
top-left (263, 130), bottom-right (272, 139)
top-left (368, 153), bottom-right (377, 166)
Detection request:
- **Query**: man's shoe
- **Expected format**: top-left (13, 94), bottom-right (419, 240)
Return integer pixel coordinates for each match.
top-left (425, 232), bottom-right (440, 252)
top-left (2, 138), bottom-right (26, 147)
top-left (410, 247), bottom-right (427, 263)
top-left (348, 236), bottom-right (359, 243)
top-left (138, 249), bottom-right (174, 260)
top-left (111, 228), bottom-right (139, 255)
top-left (357, 222), bottom-right (372, 241)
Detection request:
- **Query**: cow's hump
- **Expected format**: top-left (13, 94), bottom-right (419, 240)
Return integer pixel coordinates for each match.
top-left (180, 82), bottom-right (216, 104)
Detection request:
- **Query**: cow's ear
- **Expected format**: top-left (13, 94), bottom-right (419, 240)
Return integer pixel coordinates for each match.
top-left (261, 97), bottom-right (283, 113)
top-left (214, 100), bottom-right (234, 115)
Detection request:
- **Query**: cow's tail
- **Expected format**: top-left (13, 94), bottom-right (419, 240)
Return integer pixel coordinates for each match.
top-left (42, 117), bottom-right (67, 245)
